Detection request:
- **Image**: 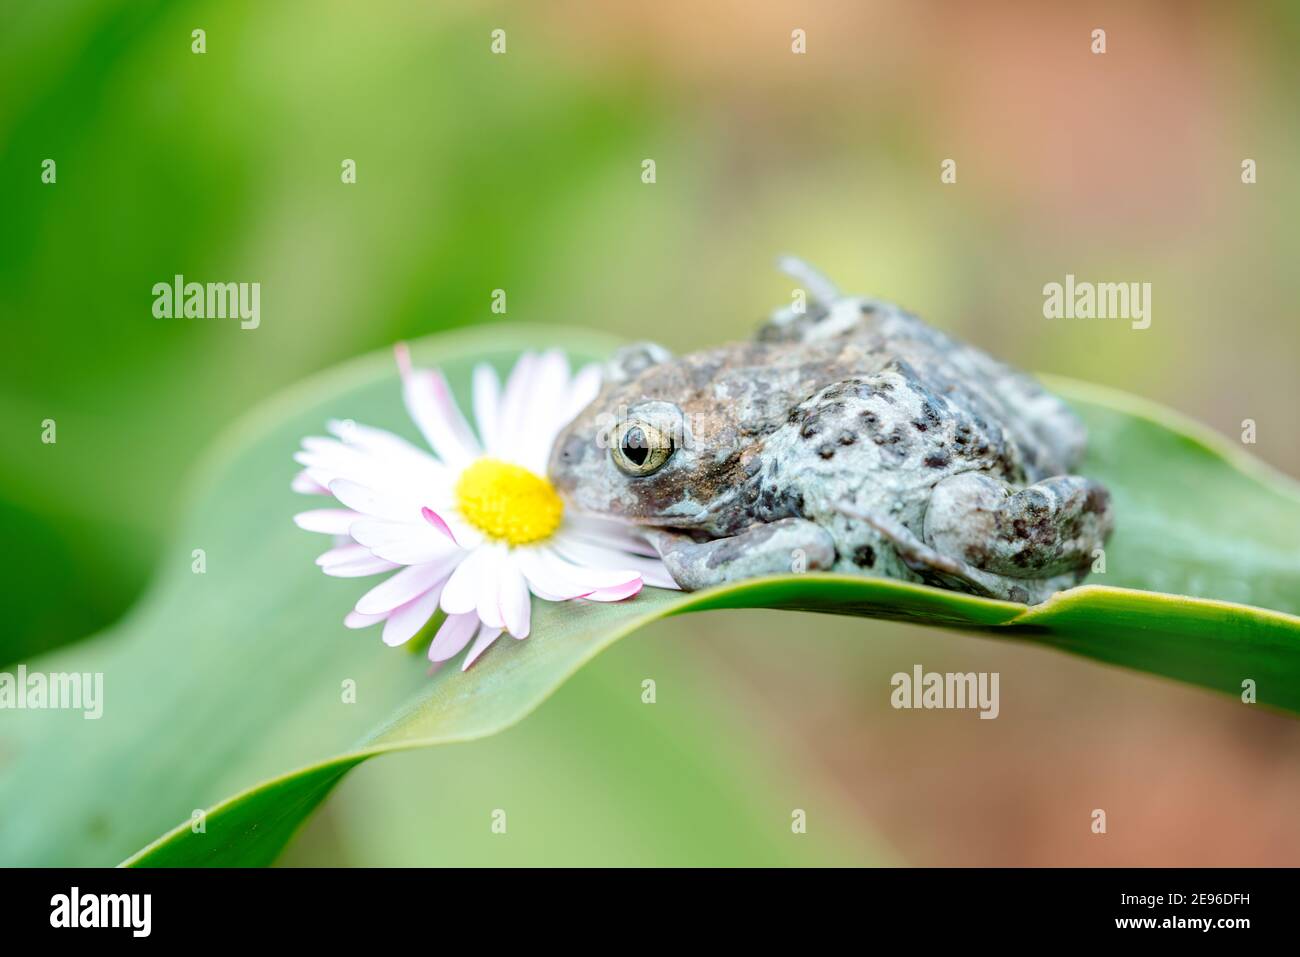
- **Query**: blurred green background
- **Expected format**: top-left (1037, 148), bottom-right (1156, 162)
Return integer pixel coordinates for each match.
top-left (3, 0), bottom-right (1299, 865)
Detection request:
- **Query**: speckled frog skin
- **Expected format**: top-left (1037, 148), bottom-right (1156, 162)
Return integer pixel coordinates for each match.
top-left (548, 260), bottom-right (1114, 604)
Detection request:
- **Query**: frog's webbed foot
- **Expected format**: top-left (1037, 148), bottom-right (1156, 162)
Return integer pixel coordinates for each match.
top-left (644, 518), bottom-right (836, 591)
top-left (923, 472), bottom-right (1114, 580)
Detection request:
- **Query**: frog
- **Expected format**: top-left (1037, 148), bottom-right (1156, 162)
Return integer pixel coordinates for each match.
top-left (547, 258), bottom-right (1114, 604)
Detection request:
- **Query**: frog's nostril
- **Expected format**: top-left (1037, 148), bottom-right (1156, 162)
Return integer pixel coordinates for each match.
top-left (558, 435), bottom-right (586, 463)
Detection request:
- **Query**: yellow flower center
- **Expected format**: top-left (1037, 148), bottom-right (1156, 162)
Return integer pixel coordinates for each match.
top-left (455, 458), bottom-right (564, 545)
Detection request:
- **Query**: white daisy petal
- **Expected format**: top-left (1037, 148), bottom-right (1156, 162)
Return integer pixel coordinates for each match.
top-left (519, 350), bottom-right (570, 471)
top-left (348, 519), bottom-right (418, 549)
top-left (563, 515), bottom-right (660, 557)
top-left (318, 544), bottom-right (401, 578)
top-left (297, 437), bottom-right (443, 505)
top-left (511, 546), bottom-right (595, 600)
top-left (526, 582), bottom-right (568, 602)
top-left (462, 626), bottom-right (504, 671)
top-left (316, 543), bottom-right (366, 567)
top-left (397, 344), bottom-right (480, 466)
top-left (323, 555), bottom-right (402, 578)
top-left (328, 479), bottom-right (425, 523)
top-left (550, 532), bottom-right (678, 589)
top-left (382, 583), bottom-right (445, 647)
top-left (369, 529), bottom-right (461, 566)
top-left (439, 546), bottom-right (490, 615)
top-left (428, 611), bottom-right (480, 661)
top-left (562, 362), bottom-right (603, 423)
top-left (538, 546), bottom-right (641, 592)
top-left (472, 363), bottom-right (503, 455)
top-left (345, 610), bottom-right (386, 629)
top-left (496, 352), bottom-right (538, 456)
top-left (292, 470), bottom-right (330, 495)
top-left (475, 547), bottom-right (508, 630)
top-left (294, 508), bottom-right (363, 535)
top-left (355, 562), bottom-right (448, 616)
top-left (327, 419), bottom-right (446, 474)
top-left (498, 558), bottom-right (532, 638)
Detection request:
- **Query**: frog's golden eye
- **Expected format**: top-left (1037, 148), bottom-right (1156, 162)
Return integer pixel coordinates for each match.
top-left (611, 421), bottom-right (674, 476)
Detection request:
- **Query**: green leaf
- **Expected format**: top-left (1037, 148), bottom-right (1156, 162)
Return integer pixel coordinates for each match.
top-left (1, 325), bottom-right (1296, 868)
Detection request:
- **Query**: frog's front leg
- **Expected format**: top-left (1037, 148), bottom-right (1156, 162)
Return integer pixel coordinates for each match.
top-left (923, 473), bottom-right (1114, 579)
top-left (644, 518), bottom-right (836, 591)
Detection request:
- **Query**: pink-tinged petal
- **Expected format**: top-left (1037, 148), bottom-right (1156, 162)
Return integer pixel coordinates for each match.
top-left (394, 340), bottom-right (414, 376)
top-left (328, 479), bottom-right (423, 523)
top-left (428, 611), bottom-right (479, 662)
top-left (319, 545), bottom-right (401, 578)
top-left (355, 562), bottom-right (448, 616)
top-left (294, 508), bottom-right (363, 535)
top-left (437, 511), bottom-right (485, 551)
top-left (472, 362), bottom-right (502, 455)
top-left (396, 344), bottom-right (480, 465)
top-left (292, 470), bottom-right (330, 495)
top-left (382, 583), bottom-right (444, 647)
top-left (462, 626), bottom-right (504, 671)
top-left (586, 578), bottom-right (644, 602)
top-left (421, 507), bottom-right (459, 545)
top-left (345, 610), bottom-right (386, 629)
top-left (439, 546), bottom-right (489, 615)
top-left (498, 560), bottom-right (531, 639)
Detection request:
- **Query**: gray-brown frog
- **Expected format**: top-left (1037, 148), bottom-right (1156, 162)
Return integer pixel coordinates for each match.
top-left (548, 259), bottom-right (1114, 604)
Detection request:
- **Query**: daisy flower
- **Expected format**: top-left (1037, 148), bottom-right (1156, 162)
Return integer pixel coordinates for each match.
top-left (292, 345), bottom-right (676, 671)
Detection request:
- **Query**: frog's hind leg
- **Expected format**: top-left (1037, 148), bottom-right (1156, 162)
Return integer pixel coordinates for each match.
top-left (923, 472), bottom-right (1114, 580)
top-left (838, 507), bottom-right (1024, 600)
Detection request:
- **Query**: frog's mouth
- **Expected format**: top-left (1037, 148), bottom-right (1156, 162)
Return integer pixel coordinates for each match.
top-left (562, 495), bottom-right (731, 548)
top-left (563, 499), bottom-right (712, 533)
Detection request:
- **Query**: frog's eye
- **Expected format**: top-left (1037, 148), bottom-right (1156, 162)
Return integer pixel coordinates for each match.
top-left (611, 421), bottom-right (674, 476)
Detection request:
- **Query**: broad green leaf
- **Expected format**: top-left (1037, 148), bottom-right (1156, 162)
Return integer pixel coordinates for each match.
top-left (0, 325), bottom-right (1296, 868)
